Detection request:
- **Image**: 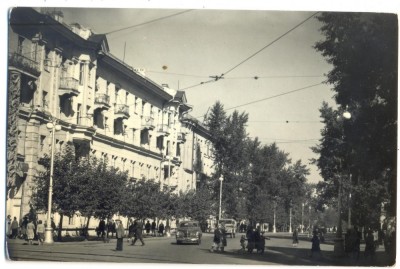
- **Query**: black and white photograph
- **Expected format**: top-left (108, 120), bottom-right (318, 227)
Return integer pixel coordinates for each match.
top-left (4, 0), bottom-right (398, 266)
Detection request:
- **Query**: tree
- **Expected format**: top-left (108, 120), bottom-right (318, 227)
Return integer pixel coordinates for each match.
top-left (32, 146), bottom-right (127, 240)
top-left (314, 12), bottom-right (397, 226)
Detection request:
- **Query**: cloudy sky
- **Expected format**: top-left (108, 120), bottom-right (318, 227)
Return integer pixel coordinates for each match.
top-left (3, 0), bottom-right (398, 184)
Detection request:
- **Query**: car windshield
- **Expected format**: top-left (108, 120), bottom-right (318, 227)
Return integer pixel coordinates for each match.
top-left (180, 222), bottom-right (198, 228)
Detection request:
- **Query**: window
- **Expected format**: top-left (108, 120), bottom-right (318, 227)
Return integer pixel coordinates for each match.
top-left (77, 104), bottom-right (81, 125)
top-left (40, 135), bottom-right (46, 151)
top-left (79, 63), bottom-right (84, 85)
top-left (115, 87), bottom-right (120, 104)
top-left (142, 100), bottom-right (146, 116)
top-left (44, 47), bottom-right (51, 72)
top-left (17, 36), bottom-right (24, 54)
top-left (42, 91), bottom-right (48, 108)
top-left (125, 92), bottom-right (129, 104)
top-left (156, 136), bottom-right (164, 150)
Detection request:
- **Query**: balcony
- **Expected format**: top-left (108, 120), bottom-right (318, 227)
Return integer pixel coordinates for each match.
top-left (59, 77), bottom-right (79, 97)
top-left (157, 124), bottom-right (170, 136)
top-left (141, 116), bottom-right (155, 130)
top-left (94, 93), bottom-right (111, 110)
top-left (114, 104), bottom-right (130, 119)
top-left (177, 132), bottom-right (186, 143)
top-left (8, 52), bottom-right (40, 77)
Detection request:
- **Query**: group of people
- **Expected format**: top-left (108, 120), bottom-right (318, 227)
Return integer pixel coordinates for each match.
top-left (210, 224), bottom-right (227, 252)
top-left (6, 215), bottom-right (49, 245)
top-left (96, 218), bottom-right (168, 251)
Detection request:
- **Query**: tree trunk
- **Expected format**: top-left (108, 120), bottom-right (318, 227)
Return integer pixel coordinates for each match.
top-left (85, 216), bottom-right (91, 241)
top-left (57, 214), bottom-right (64, 241)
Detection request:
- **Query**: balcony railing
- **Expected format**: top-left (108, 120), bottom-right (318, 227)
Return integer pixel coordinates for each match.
top-left (157, 124), bottom-right (170, 135)
top-left (8, 52), bottom-right (40, 77)
top-left (115, 104), bottom-right (130, 119)
top-left (59, 77), bottom-right (79, 97)
top-left (95, 93), bottom-right (111, 109)
top-left (142, 116), bottom-right (155, 130)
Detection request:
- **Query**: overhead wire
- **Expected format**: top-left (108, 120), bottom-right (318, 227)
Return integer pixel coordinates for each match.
top-left (181, 11), bottom-right (320, 91)
top-left (103, 10), bottom-right (193, 35)
top-left (224, 82), bottom-right (323, 112)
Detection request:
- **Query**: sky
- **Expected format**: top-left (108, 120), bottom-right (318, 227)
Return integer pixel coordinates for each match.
top-left (1, 0), bottom-right (398, 186)
top-left (55, 7), bottom-right (334, 183)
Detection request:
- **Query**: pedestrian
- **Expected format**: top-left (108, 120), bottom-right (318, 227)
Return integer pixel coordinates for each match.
top-left (20, 216), bottom-right (29, 240)
top-left (10, 217), bottom-right (19, 239)
top-left (111, 220), bottom-right (116, 237)
top-left (107, 219), bottom-right (113, 238)
top-left (6, 215), bottom-right (12, 238)
top-left (158, 222), bottom-right (164, 237)
top-left (26, 219), bottom-right (35, 245)
top-left (240, 235), bottom-right (247, 251)
top-left (210, 224), bottom-right (222, 252)
top-left (151, 220), bottom-right (156, 237)
top-left (36, 220), bottom-right (45, 245)
top-left (364, 229), bottom-right (375, 260)
top-left (131, 221), bottom-right (145, 246)
top-left (310, 231), bottom-right (322, 258)
top-left (220, 225), bottom-right (227, 252)
top-left (115, 219), bottom-right (124, 251)
top-left (351, 226), bottom-right (361, 260)
top-left (128, 219), bottom-right (135, 243)
top-left (145, 220), bottom-right (151, 236)
top-left (98, 218), bottom-right (106, 240)
top-left (293, 228), bottom-right (299, 247)
top-left (246, 226), bottom-right (255, 253)
top-left (51, 218), bottom-right (57, 238)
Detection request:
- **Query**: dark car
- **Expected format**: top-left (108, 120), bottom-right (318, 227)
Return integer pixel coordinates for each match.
top-left (176, 221), bottom-right (202, 245)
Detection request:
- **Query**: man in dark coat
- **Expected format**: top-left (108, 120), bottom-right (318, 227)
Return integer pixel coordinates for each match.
top-left (115, 220), bottom-right (124, 251)
top-left (158, 222), bottom-right (165, 237)
top-left (145, 220), bottom-right (151, 235)
top-left (99, 218), bottom-right (106, 239)
top-left (151, 221), bottom-right (157, 237)
top-left (131, 221), bottom-right (145, 246)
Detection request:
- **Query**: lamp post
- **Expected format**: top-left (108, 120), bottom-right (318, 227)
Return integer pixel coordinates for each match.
top-left (289, 200), bottom-right (292, 233)
top-left (218, 175), bottom-right (224, 220)
top-left (273, 199), bottom-right (277, 233)
top-left (308, 205), bottom-right (311, 237)
top-left (44, 120), bottom-right (61, 244)
top-left (333, 109), bottom-right (351, 257)
top-left (301, 203), bottom-right (304, 233)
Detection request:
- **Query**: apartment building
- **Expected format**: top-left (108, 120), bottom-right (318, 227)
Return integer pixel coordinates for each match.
top-left (6, 7), bottom-right (214, 226)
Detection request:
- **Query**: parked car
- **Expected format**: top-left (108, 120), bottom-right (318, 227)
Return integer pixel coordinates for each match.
top-left (176, 221), bottom-right (202, 245)
top-left (219, 219), bottom-right (237, 238)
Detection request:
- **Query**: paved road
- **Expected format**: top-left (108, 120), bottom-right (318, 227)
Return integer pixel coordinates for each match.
top-left (5, 232), bottom-right (393, 266)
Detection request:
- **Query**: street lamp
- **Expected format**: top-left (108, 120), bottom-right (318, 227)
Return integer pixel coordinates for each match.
top-left (218, 175), bottom-right (224, 220)
top-left (333, 109), bottom-right (351, 257)
top-left (273, 199), bottom-right (277, 233)
top-left (289, 200), bottom-right (292, 233)
top-left (44, 120), bottom-right (61, 244)
top-left (301, 203), bottom-right (304, 233)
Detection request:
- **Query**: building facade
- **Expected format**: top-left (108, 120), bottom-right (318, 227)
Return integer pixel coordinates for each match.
top-left (6, 7), bottom-right (214, 228)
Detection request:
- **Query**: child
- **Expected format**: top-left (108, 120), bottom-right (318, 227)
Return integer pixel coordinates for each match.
top-left (240, 235), bottom-right (246, 251)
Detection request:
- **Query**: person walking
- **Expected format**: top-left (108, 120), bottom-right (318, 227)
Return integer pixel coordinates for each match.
top-left (36, 220), bottom-right (45, 245)
top-left (26, 219), bottom-right (35, 245)
top-left (20, 217), bottom-right (28, 240)
top-left (310, 231), bottom-right (322, 258)
top-left (6, 215), bottom-right (12, 239)
top-left (364, 229), bottom-right (375, 260)
top-left (115, 220), bottom-right (124, 251)
top-left (292, 228), bottom-right (299, 247)
top-left (220, 225), bottom-right (227, 252)
top-left (210, 224), bottom-right (222, 252)
top-left (128, 219), bottom-right (135, 243)
top-left (145, 220), bottom-right (151, 236)
top-left (151, 220), bottom-right (157, 237)
top-left (98, 218), bottom-right (106, 240)
top-left (10, 217), bottom-right (19, 239)
top-left (158, 222), bottom-right (165, 237)
top-left (131, 221), bottom-right (145, 246)
top-left (246, 226), bottom-right (255, 253)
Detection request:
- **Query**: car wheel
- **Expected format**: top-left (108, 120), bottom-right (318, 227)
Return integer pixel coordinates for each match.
top-left (197, 239), bottom-right (201, 245)
top-left (177, 240), bottom-right (181, 245)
